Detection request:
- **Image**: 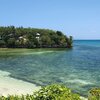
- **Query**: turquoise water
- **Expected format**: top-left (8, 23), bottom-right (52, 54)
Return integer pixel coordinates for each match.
top-left (0, 40), bottom-right (100, 96)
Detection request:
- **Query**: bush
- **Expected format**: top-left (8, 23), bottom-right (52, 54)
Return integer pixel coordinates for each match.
top-left (2, 84), bottom-right (100, 100)
top-left (88, 88), bottom-right (100, 100)
top-left (33, 84), bottom-right (80, 100)
top-left (0, 84), bottom-right (80, 100)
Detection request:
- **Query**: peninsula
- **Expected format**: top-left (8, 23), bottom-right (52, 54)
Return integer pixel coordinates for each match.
top-left (0, 26), bottom-right (73, 48)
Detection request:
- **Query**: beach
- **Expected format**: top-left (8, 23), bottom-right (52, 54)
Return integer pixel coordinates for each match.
top-left (0, 70), bottom-right (88, 99)
top-left (0, 70), bottom-right (40, 96)
top-left (0, 40), bottom-right (100, 98)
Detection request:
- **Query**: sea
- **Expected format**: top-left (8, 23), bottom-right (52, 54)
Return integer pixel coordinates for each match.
top-left (0, 40), bottom-right (100, 97)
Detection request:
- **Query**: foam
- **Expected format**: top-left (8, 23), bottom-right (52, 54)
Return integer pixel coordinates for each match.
top-left (66, 79), bottom-right (93, 85)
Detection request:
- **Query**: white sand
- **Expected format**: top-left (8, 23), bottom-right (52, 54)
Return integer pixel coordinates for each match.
top-left (0, 70), bottom-right (41, 96)
top-left (0, 70), bottom-right (88, 99)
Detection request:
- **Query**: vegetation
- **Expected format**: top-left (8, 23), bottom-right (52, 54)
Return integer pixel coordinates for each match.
top-left (88, 88), bottom-right (100, 100)
top-left (33, 84), bottom-right (80, 100)
top-left (0, 26), bottom-right (73, 48)
top-left (0, 84), bottom-right (80, 100)
top-left (0, 84), bottom-right (100, 100)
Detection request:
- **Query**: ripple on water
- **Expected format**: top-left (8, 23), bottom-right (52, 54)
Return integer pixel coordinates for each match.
top-left (0, 42), bottom-right (100, 97)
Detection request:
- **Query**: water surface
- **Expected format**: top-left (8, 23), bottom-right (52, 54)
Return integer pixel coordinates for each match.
top-left (0, 40), bottom-right (100, 96)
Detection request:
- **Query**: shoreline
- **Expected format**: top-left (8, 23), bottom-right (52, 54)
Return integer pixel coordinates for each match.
top-left (0, 70), bottom-right (41, 96)
top-left (0, 70), bottom-right (88, 99)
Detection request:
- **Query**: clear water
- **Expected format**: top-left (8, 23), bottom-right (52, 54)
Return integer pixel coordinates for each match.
top-left (0, 40), bottom-right (100, 97)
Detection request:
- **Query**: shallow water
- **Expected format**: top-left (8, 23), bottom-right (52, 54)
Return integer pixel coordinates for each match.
top-left (0, 40), bottom-right (100, 96)
top-left (0, 70), bottom-right (40, 96)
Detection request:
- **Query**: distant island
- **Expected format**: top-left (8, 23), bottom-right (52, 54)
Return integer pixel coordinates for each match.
top-left (0, 26), bottom-right (73, 48)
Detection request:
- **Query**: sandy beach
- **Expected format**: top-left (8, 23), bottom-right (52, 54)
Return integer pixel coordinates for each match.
top-left (0, 70), bottom-right (40, 96)
top-left (0, 71), bottom-right (88, 99)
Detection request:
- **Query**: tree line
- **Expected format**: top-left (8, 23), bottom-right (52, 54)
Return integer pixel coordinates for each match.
top-left (0, 26), bottom-right (73, 48)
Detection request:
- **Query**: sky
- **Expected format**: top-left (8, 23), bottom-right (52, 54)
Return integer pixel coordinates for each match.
top-left (0, 0), bottom-right (100, 39)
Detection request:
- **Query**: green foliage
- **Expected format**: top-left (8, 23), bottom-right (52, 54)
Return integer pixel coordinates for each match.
top-left (33, 84), bottom-right (80, 100)
top-left (0, 95), bottom-right (21, 100)
top-left (1, 85), bottom-right (100, 100)
top-left (7, 38), bottom-right (16, 47)
top-left (88, 88), bottom-right (100, 100)
top-left (66, 36), bottom-right (73, 48)
top-left (0, 26), bottom-right (73, 48)
top-left (0, 40), bottom-right (5, 47)
top-left (0, 84), bottom-right (81, 100)
top-left (40, 35), bottom-right (52, 47)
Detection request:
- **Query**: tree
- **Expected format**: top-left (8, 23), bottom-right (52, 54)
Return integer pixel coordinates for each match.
top-left (67, 36), bottom-right (73, 48)
top-left (0, 26), bottom-right (73, 48)
top-left (40, 35), bottom-right (52, 47)
top-left (7, 38), bottom-right (16, 48)
top-left (56, 31), bottom-right (63, 36)
top-left (0, 40), bottom-right (5, 47)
